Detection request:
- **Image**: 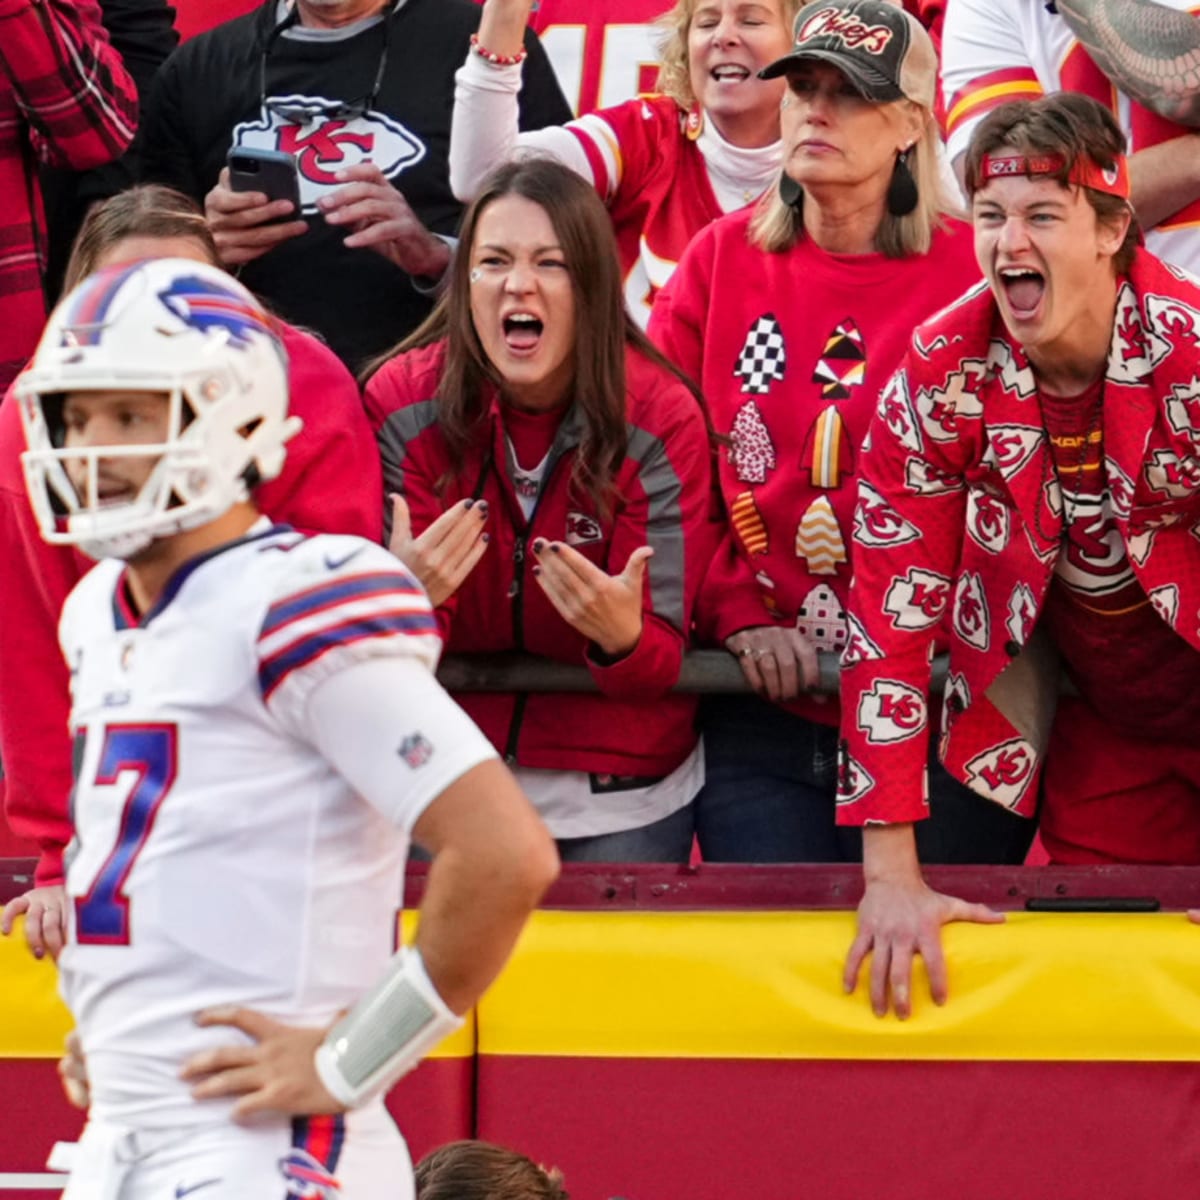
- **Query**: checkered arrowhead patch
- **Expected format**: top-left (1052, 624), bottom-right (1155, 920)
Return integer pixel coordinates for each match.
top-left (812, 317), bottom-right (866, 399)
top-left (795, 582), bottom-right (847, 652)
top-left (734, 313), bottom-right (786, 395)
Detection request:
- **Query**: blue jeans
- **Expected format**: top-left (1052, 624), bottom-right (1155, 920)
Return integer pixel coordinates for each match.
top-left (697, 694), bottom-right (1036, 864)
top-left (556, 802), bottom-right (695, 864)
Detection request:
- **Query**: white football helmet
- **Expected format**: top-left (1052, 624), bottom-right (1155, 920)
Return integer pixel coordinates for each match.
top-left (17, 257), bottom-right (300, 560)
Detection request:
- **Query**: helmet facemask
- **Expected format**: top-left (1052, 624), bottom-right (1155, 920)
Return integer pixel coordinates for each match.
top-left (16, 259), bottom-right (299, 561)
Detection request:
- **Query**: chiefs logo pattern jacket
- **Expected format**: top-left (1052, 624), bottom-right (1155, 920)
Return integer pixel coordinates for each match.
top-left (838, 249), bottom-right (1200, 824)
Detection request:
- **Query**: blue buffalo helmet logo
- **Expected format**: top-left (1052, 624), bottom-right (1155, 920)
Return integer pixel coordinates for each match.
top-left (277, 1148), bottom-right (341, 1198)
top-left (157, 274), bottom-right (274, 349)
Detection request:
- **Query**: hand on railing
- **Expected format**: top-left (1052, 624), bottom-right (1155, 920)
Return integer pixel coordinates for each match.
top-left (724, 625), bottom-right (821, 703)
top-left (0, 883), bottom-right (68, 961)
top-left (844, 825), bottom-right (1004, 1019)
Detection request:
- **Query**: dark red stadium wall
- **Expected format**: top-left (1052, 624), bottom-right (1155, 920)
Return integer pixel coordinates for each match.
top-left (0, 1057), bottom-right (472, 1183)
top-left (477, 1058), bottom-right (1200, 1200)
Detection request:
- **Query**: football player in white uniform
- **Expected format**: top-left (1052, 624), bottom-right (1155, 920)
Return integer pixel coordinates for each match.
top-left (14, 257), bottom-right (559, 1200)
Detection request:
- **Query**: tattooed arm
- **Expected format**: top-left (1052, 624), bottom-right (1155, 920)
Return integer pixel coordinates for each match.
top-left (1055, 0), bottom-right (1200, 126)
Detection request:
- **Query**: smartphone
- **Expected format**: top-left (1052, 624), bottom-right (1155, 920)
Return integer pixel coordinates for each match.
top-left (226, 146), bottom-right (302, 217)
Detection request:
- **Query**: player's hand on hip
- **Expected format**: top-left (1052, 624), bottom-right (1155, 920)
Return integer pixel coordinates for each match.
top-left (0, 884), bottom-right (68, 960)
top-left (205, 168), bottom-right (307, 267)
top-left (531, 540), bottom-right (650, 659)
top-left (724, 625), bottom-right (820, 703)
top-left (388, 493), bottom-right (489, 607)
top-left (319, 164), bottom-right (451, 279)
top-left (844, 876), bottom-right (1004, 1020)
top-left (182, 1007), bottom-right (346, 1120)
top-left (58, 1030), bottom-right (90, 1110)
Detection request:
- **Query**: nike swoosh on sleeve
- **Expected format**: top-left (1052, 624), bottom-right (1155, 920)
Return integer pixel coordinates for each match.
top-left (323, 547), bottom-right (366, 571)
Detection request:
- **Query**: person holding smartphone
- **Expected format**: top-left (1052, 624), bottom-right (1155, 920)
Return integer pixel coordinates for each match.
top-left (139, 0), bottom-right (571, 372)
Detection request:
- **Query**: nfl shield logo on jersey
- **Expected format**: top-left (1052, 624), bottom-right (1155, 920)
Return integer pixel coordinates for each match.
top-left (278, 1149), bottom-right (341, 1198)
top-left (398, 732), bottom-right (435, 769)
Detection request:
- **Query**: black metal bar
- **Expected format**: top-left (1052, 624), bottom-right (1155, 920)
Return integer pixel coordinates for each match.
top-left (437, 649), bottom-right (951, 695)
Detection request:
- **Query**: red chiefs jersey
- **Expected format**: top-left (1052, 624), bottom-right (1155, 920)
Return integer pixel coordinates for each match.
top-left (570, 93), bottom-right (725, 322)
top-left (528, 0), bottom-right (664, 115)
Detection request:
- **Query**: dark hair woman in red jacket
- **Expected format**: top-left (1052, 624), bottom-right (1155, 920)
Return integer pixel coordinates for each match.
top-left (365, 158), bottom-right (714, 861)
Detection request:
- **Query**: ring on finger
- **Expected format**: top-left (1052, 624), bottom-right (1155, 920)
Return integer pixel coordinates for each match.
top-left (738, 647), bottom-right (754, 658)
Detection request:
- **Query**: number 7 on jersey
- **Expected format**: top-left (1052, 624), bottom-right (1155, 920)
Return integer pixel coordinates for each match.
top-left (74, 724), bottom-right (179, 945)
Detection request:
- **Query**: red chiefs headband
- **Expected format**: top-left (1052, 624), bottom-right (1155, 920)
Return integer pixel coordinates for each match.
top-left (980, 151), bottom-right (1130, 199)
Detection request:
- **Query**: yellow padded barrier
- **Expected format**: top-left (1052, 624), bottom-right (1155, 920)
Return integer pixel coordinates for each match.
top-left (477, 910), bottom-right (1200, 1061)
top-left (7, 910), bottom-right (1200, 1062)
top-left (1, 915), bottom-right (474, 1060)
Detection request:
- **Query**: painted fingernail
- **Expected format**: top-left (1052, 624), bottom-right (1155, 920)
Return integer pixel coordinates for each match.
top-left (481, 533), bottom-right (490, 543)
top-left (476, 501), bottom-right (489, 514)
top-left (464, 498), bottom-right (475, 509)
top-left (532, 564), bottom-right (541, 576)
top-left (549, 542), bottom-right (560, 553)
top-left (532, 538), bottom-right (546, 553)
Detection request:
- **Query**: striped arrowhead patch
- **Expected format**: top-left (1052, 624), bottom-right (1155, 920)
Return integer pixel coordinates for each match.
top-left (795, 496), bottom-right (846, 576)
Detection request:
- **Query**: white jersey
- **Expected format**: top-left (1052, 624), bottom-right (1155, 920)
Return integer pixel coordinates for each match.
top-left (57, 520), bottom-right (496, 1130)
top-left (942, 0), bottom-right (1200, 274)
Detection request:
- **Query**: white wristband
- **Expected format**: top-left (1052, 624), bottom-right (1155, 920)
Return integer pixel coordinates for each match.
top-left (314, 947), bottom-right (463, 1108)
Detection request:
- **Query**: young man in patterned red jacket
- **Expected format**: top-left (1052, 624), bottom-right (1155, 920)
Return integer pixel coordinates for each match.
top-left (838, 92), bottom-right (1200, 1019)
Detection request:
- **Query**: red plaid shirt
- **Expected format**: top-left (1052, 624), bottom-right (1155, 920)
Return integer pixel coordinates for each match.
top-left (838, 250), bottom-right (1200, 825)
top-left (0, 0), bottom-right (138, 391)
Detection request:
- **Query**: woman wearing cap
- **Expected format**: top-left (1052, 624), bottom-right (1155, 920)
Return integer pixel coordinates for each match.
top-left (838, 92), bottom-right (1200, 1019)
top-left (649, 0), bottom-right (1026, 865)
top-left (449, 0), bottom-right (799, 328)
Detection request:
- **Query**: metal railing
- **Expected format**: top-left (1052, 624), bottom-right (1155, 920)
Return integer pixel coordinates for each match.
top-left (436, 649), bottom-right (951, 695)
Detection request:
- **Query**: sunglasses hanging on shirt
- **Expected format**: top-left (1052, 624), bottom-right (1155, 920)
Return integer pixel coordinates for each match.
top-left (258, 2), bottom-right (392, 126)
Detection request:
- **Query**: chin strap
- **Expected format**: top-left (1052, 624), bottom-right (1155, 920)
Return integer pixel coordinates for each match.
top-left (314, 947), bottom-right (463, 1108)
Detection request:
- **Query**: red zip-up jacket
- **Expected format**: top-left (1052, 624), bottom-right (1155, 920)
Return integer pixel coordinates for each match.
top-left (0, 323), bottom-right (383, 882)
top-left (366, 338), bottom-right (713, 776)
top-left (0, 0), bottom-right (139, 392)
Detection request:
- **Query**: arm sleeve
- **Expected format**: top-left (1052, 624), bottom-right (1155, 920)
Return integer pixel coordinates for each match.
top-left (449, 52), bottom-right (594, 201)
top-left (303, 655), bottom-right (497, 835)
top-left (256, 540), bottom-right (443, 734)
top-left (586, 380), bottom-right (713, 699)
top-left (837, 362), bottom-right (967, 826)
top-left (258, 327), bottom-right (384, 543)
top-left (0, 0), bottom-right (138, 169)
top-left (941, 0), bottom-right (1042, 162)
